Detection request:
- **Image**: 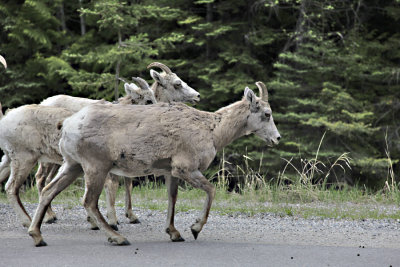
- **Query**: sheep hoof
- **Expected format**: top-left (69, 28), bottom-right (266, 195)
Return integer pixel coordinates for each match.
top-left (90, 226), bottom-right (100, 230)
top-left (172, 236), bottom-right (185, 242)
top-left (45, 217), bottom-right (57, 224)
top-left (108, 237), bottom-right (130, 246)
top-left (130, 218), bottom-right (141, 224)
top-left (191, 228), bottom-right (199, 240)
top-left (119, 240), bottom-right (130, 246)
top-left (35, 240), bottom-right (47, 247)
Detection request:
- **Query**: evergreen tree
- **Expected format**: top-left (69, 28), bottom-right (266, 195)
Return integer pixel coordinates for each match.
top-left (0, 0), bottom-right (68, 107)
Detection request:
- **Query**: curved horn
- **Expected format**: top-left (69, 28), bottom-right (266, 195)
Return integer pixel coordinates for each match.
top-left (147, 62), bottom-right (172, 74)
top-left (132, 77), bottom-right (150, 90)
top-left (0, 55), bottom-right (7, 69)
top-left (255, 81), bottom-right (268, 101)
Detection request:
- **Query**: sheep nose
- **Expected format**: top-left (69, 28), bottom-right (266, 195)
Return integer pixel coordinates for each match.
top-left (197, 94), bottom-right (201, 99)
top-left (277, 136), bottom-right (281, 141)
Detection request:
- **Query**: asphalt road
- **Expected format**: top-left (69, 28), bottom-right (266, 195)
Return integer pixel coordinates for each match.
top-left (1, 232), bottom-right (399, 267)
top-left (0, 203), bottom-right (399, 266)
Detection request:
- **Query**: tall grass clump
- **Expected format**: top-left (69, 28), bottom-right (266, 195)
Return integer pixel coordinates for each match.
top-left (381, 129), bottom-right (399, 201)
top-left (210, 132), bottom-right (398, 206)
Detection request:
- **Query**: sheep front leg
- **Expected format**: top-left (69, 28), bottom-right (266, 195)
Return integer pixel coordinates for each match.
top-left (165, 175), bottom-right (184, 242)
top-left (171, 168), bottom-right (215, 240)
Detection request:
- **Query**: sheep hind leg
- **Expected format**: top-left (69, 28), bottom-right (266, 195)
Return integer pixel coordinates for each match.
top-left (36, 163), bottom-right (59, 224)
top-left (28, 160), bottom-right (83, 247)
top-left (172, 169), bottom-right (215, 241)
top-left (124, 177), bottom-right (140, 224)
top-left (165, 175), bottom-right (184, 242)
top-left (83, 167), bottom-right (129, 245)
top-left (5, 157), bottom-right (37, 228)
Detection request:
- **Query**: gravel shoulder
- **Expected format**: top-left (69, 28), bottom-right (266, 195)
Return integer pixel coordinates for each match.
top-left (1, 202), bottom-right (399, 266)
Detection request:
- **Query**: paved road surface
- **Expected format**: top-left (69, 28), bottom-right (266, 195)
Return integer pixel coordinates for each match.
top-left (0, 203), bottom-right (399, 266)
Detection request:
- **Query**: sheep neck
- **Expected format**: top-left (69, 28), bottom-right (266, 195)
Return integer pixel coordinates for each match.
top-left (151, 82), bottom-right (170, 103)
top-left (212, 99), bottom-right (250, 151)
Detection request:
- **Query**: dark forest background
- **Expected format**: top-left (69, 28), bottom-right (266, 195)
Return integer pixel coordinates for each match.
top-left (0, 0), bottom-right (399, 188)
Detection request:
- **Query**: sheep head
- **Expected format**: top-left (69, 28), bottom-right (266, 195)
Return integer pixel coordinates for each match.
top-left (244, 84), bottom-right (280, 146)
top-left (147, 62), bottom-right (200, 104)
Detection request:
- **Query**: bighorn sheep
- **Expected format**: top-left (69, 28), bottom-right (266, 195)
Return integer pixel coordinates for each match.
top-left (0, 78), bottom-right (158, 227)
top-left (28, 82), bottom-right (280, 246)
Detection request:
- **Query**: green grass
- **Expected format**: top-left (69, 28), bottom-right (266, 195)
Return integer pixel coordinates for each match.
top-left (127, 182), bottom-right (400, 220)
top-left (2, 179), bottom-right (399, 220)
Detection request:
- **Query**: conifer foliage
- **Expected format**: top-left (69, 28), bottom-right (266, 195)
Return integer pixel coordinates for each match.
top-left (0, 0), bottom-right (399, 186)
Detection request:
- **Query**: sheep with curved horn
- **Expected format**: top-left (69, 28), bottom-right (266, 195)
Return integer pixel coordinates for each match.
top-left (147, 62), bottom-right (200, 103)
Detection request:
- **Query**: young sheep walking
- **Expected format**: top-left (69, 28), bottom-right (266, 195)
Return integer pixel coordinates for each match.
top-left (28, 82), bottom-right (280, 246)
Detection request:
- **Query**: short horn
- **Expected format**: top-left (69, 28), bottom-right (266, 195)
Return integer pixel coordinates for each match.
top-left (132, 77), bottom-right (150, 90)
top-left (147, 62), bottom-right (172, 74)
top-left (0, 55), bottom-right (7, 69)
top-left (255, 81), bottom-right (268, 101)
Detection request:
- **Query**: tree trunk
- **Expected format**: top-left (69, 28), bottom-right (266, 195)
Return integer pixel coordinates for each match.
top-left (206, 3), bottom-right (213, 59)
top-left (114, 60), bottom-right (121, 101)
top-left (282, 0), bottom-right (308, 52)
top-left (79, 0), bottom-right (86, 36)
top-left (59, 2), bottom-right (67, 32)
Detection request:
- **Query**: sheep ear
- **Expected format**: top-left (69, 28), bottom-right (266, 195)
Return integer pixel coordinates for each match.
top-left (244, 87), bottom-right (258, 111)
top-left (244, 87), bottom-right (256, 103)
top-left (124, 83), bottom-right (139, 98)
top-left (150, 69), bottom-right (165, 86)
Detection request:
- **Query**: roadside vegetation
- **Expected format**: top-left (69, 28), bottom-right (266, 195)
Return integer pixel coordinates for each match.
top-left (1, 135), bottom-right (398, 221)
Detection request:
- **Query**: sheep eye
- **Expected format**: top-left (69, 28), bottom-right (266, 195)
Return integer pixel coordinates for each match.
top-left (265, 113), bottom-right (271, 119)
top-left (174, 81), bottom-right (182, 89)
top-left (145, 100), bottom-right (153, 105)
